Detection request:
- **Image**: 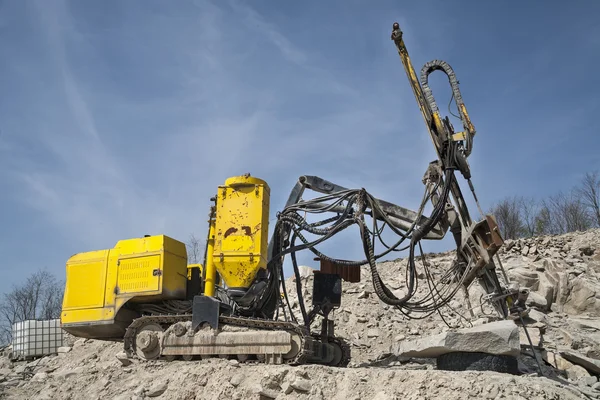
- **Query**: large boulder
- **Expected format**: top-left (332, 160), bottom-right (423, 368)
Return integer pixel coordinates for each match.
top-left (536, 273), bottom-right (556, 310)
top-left (544, 260), bottom-right (571, 306)
top-left (563, 277), bottom-right (600, 316)
top-left (507, 268), bottom-right (540, 290)
top-left (390, 320), bottom-right (520, 358)
top-left (560, 350), bottom-right (600, 375)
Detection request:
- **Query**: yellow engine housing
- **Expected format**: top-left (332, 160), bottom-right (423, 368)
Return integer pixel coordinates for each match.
top-left (60, 235), bottom-right (188, 339)
top-left (213, 175), bottom-right (270, 289)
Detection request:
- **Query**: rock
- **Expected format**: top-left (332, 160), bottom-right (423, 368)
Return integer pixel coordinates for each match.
top-left (567, 365), bottom-right (590, 380)
top-left (526, 309), bottom-right (548, 325)
top-left (281, 381), bottom-right (293, 395)
top-left (367, 329), bottom-right (380, 338)
top-left (257, 386), bottom-right (279, 399)
top-left (13, 365), bottom-right (26, 374)
top-left (593, 382), bottom-right (600, 391)
top-left (2, 229), bottom-right (600, 400)
top-left (115, 351), bottom-right (132, 366)
top-left (530, 245), bottom-right (538, 255)
top-left (31, 372), bottom-right (48, 382)
top-left (557, 328), bottom-right (575, 349)
top-left (526, 292), bottom-right (548, 310)
top-left (33, 388), bottom-right (56, 400)
top-left (472, 318), bottom-right (489, 326)
top-left (560, 350), bottom-right (600, 374)
top-left (587, 350), bottom-right (600, 361)
top-left (390, 320), bottom-right (520, 358)
top-left (522, 246), bottom-right (530, 256)
top-left (54, 367), bottom-right (84, 379)
top-left (519, 326), bottom-right (542, 347)
top-left (291, 378), bottom-right (311, 393)
top-left (563, 277), bottom-right (600, 316)
top-left (372, 392), bottom-right (393, 400)
top-left (358, 291), bottom-right (370, 299)
top-left (544, 262), bottom-right (571, 308)
top-left (509, 268), bottom-right (539, 290)
top-left (37, 357), bottom-right (51, 367)
top-left (549, 353), bottom-right (573, 370)
top-left (583, 376), bottom-right (599, 386)
top-left (57, 347), bottom-right (71, 354)
top-left (572, 318), bottom-right (600, 331)
top-left (297, 266), bottom-right (313, 279)
top-left (133, 385), bottom-right (145, 396)
top-left (536, 274), bottom-right (556, 309)
top-left (230, 375), bottom-right (242, 387)
top-left (486, 386), bottom-right (499, 399)
top-left (146, 381), bottom-right (168, 397)
top-left (229, 359), bottom-right (240, 367)
top-left (580, 246), bottom-right (595, 256)
top-left (501, 258), bottom-right (522, 270)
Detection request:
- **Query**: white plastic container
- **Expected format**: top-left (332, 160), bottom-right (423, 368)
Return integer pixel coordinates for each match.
top-left (11, 319), bottom-right (64, 359)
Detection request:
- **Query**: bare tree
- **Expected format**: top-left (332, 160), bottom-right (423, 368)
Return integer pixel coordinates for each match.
top-left (543, 191), bottom-right (593, 234)
top-left (489, 196), bottom-right (525, 239)
top-left (534, 205), bottom-right (552, 236)
top-left (576, 171), bottom-right (600, 228)
top-left (519, 196), bottom-right (539, 237)
top-left (0, 269), bottom-right (64, 345)
top-left (186, 233), bottom-right (204, 264)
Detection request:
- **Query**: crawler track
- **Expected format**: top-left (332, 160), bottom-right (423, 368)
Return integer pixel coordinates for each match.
top-left (123, 314), bottom-right (350, 366)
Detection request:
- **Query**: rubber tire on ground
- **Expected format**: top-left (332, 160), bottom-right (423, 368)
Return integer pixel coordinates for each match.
top-left (436, 352), bottom-right (519, 375)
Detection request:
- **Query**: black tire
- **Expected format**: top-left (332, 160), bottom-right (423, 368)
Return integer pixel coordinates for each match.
top-left (436, 352), bottom-right (519, 374)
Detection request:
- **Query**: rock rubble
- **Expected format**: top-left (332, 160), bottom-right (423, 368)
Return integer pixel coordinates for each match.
top-left (0, 228), bottom-right (599, 399)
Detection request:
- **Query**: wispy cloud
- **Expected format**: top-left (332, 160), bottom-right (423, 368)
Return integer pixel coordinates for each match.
top-left (1, 0), bottom-right (422, 256)
top-left (2, 1), bottom-right (598, 294)
top-left (229, 0), bottom-right (307, 66)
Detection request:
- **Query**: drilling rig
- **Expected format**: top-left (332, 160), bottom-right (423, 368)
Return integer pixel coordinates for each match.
top-left (59, 23), bottom-right (527, 366)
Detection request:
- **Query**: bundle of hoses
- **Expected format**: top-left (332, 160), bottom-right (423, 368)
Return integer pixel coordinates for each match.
top-left (269, 146), bottom-right (474, 326)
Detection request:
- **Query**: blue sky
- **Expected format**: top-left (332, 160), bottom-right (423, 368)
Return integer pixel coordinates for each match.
top-left (1, 1), bottom-right (599, 296)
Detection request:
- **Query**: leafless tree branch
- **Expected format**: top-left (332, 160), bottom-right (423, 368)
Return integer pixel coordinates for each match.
top-left (576, 171), bottom-right (600, 228)
top-left (542, 190), bottom-right (593, 234)
top-left (489, 196), bottom-right (525, 239)
top-left (186, 233), bottom-right (204, 264)
top-left (0, 268), bottom-right (64, 345)
top-left (519, 196), bottom-right (538, 237)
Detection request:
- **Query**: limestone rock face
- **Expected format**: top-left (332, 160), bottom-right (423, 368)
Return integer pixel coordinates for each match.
top-left (2, 228), bottom-right (600, 400)
top-left (390, 320), bottom-right (520, 358)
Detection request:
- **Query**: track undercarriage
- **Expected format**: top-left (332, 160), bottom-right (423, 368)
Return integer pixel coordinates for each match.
top-left (123, 314), bottom-right (351, 367)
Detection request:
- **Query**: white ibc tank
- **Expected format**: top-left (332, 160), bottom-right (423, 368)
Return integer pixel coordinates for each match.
top-left (11, 319), bottom-right (64, 359)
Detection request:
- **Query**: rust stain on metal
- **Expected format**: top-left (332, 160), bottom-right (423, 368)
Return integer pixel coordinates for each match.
top-left (224, 227), bottom-right (238, 238)
top-left (316, 258), bottom-right (360, 283)
top-left (241, 226), bottom-right (252, 236)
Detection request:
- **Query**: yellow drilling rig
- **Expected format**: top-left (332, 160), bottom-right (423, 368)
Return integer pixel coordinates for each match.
top-left (59, 23), bottom-right (527, 367)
